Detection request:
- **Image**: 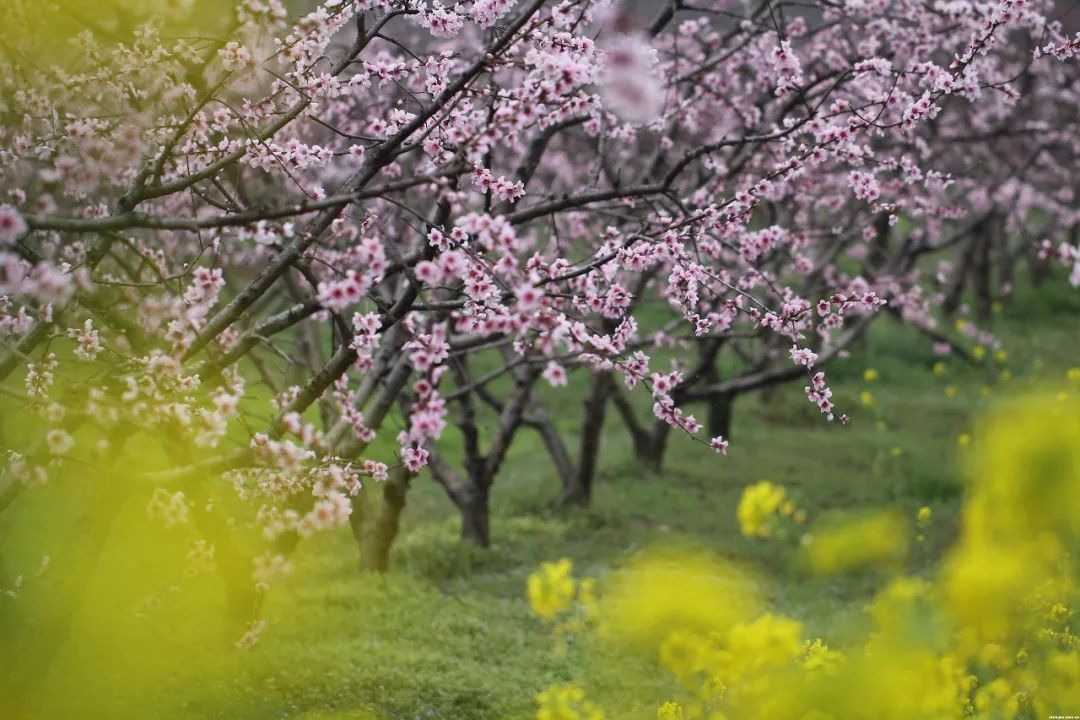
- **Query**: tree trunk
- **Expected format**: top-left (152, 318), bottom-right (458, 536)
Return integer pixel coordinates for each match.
top-left (357, 466), bottom-right (412, 573)
top-left (870, 212), bottom-right (891, 267)
top-left (3, 434), bottom-right (133, 719)
top-left (991, 213), bottom-right (1013, 304)
top-left (347, 484), bottom-right (373, 566)
top-left (459, 485), bottom-right (491, 547)
top-left (560, 371), bottom-right (613, 506)
top-left (972, 230), bottom-right (993, 321)
top-left (708, 391), bottom-right (735, 440)
top-left (943, 230), bottom-right (978, 317)
top-left (610, 383), bottom-right (654, 464)
top-left (642, 421), bottom-right (671, 475)
top-left (189, 483), bottom-right (261, 625)
top-left (528, 406), bottom-right (576, 489)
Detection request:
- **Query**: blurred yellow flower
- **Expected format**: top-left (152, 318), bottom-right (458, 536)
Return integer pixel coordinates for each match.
top-left (863, 368), bottom-right (880, 382)
top-left (526, 394), bottom-right (1080, 720)
top-left (536, 683), bottom-right (605, 720)
top-left (973, 345), bottom-right (987, 361)
top-left (993, 349), bottom-right (1008, 363)
top-left (802, 638), bottom-right (844, 675)
top-left (601, 550), bottom-right (760, 649)
top-left (860, 391), bottom-right (875, 408)
top-left (656, 701), bottom-right (684, 720)
top-left (737, 482), bottom-right (788, 538)
top-left (933, 361), bottom-right (947, 376)
top-left (527, 559), bottom-right (576, 621)
top-left (803, 510), bottom-right (908, 575)
top-left (723, 614), bottom-right (804, 680)
top-left (944, 385), bottom-right (958, 398)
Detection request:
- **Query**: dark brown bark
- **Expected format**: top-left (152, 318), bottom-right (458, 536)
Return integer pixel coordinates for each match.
top-left (524, 403), bottom-right (576, 489)
top-left (610, 382), bottom-right (656, 463)
top-left (458, 485), bottom-right (491, 547)
top-left (643, 421), bottom-right (671, 475)
top-left (972, 225), bottom-right (993, 321)
top-left (356, 465), bottom-right (412, 572)
top-left (708, 391), bottom-right (735, 440)
top-left (943, 227), bottom-right (980, 316)
top-left (991, 213), bottom-right (1014, 305)
top-left (560, 371), bottom-right (614, 506)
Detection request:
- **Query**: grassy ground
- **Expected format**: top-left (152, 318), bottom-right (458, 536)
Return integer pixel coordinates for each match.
top-left (156, 281), bottom-right (1078, 720)
top-left (10, 280), bottom-right (1080, 720)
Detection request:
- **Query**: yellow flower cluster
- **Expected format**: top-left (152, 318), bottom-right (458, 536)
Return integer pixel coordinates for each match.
top-left (802, 510), bottom-right (908, 575)
top-left (735, 481), bottom-right (796, 538)
top-left (527, 559), bottom-right (577, 621)
top-left (531, 393), bottom-right (1080, 720)
top-left (536, 683), bottom-right (605, 720)
top-left (656, 701), bottom-right (685, 720)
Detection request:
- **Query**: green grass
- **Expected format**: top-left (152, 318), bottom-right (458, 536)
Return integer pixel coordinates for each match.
top-left (180, 285), bottom-right (1080, 719)
top-left (6, 280), bottom-right (1080, 720)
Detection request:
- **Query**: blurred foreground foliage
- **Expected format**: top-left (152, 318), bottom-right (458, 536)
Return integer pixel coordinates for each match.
top-left (530, 393), bottom-right (1080, 720)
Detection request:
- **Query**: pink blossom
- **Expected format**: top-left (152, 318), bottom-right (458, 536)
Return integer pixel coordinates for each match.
top-left (0, 206), bottom-right (27, 244)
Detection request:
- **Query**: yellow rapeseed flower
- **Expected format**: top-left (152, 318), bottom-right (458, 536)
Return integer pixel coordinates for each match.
top-left (737, 481), bottom-right (788, 538)
top-left (656, 701), bottom-right (684, 720)
top-left (536, 683), bottom-right (605, 720)
top-left (803, 510), bottom-right (909, 575)
top-left (802, 638), bottom-right (844, 675)
top-left (601, 550), bottom-right (760, 649)
top-left (722, 613), bottom-right (804, 681)
top-left (525, 394), bottom-right (1080, 720)
top-left (527, 559), bottom-right (576, 621)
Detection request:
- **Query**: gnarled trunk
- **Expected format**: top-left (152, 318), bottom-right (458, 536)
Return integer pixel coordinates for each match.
top-left (458, 484), bottom-right (491, 547)
top-left (708, 391), bottom-right (735, 440)
top-left (560, 371), bottom-right (613, 506)
top-left (356, 466), bottom-right (412, 572)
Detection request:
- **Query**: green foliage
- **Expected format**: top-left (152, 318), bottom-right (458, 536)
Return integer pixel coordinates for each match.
top-left (3, 287), bottom-right (1078, 719)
